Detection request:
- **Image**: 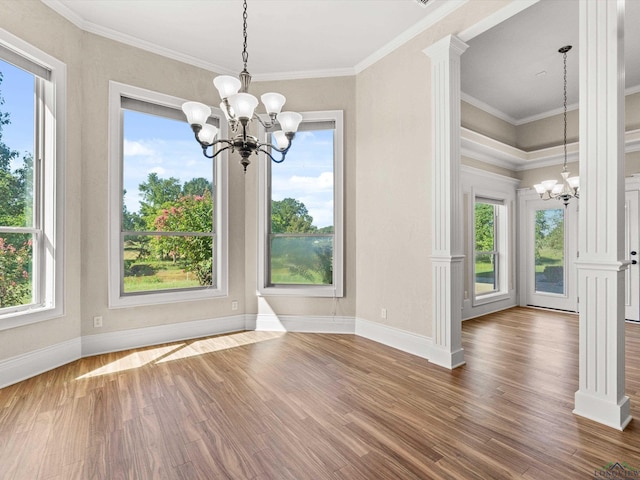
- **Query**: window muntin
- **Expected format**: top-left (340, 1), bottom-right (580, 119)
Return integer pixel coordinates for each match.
top-left (258, 111), bottom-right (343, 297)
top-left (109, 83), bottom-right (228, 307)
top-left (0, 31), bottom-right (64, 328)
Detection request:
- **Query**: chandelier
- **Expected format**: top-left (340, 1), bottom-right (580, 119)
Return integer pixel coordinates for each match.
top-left (181, 0), bottom-right (302, 172)
top-left (533, 45), bottom-right (579, 207)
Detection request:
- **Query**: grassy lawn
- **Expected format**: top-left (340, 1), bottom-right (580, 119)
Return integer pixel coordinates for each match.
top-left (123, 247), bottom-right (202, 292)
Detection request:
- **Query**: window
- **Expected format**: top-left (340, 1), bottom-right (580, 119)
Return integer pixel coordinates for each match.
top-left (258, 111), bottom-right (343, 297)
top-left (473, 197), bottom-right (507, 302)
top-left (108, 83), bottom-right (228, 307)
top-left (0, 31), bottom-right (65, 329)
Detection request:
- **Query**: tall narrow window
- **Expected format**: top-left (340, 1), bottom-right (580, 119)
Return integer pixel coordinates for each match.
top-left (258, 111), bottom-right (343, 297)
top-left (0, 35), bottom-right (64, 327)
top-left (109, 83), bottom-right (228, 307)
top-left (473, 197), bottom-right (506, 300)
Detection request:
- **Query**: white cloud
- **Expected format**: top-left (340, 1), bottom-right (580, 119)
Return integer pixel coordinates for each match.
top-left (123, 139), bottom-right (154, 156)
top-left (288, 172), bottom-right (333, 190)
top-left (149, 166), bottom-right (167, 176)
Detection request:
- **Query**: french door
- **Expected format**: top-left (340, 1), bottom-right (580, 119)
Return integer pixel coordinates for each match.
top-left (521, 196), bottom-right (578, 312)
top-left (625, 189), bottom-right (640, 321)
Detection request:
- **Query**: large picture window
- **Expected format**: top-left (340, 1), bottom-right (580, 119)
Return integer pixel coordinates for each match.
top-left (109, 83), bottom-right (227, 307)
top-left (258, 111), bottom-right (343, 297)
top-left (0, 32), bottom-right (65, 328)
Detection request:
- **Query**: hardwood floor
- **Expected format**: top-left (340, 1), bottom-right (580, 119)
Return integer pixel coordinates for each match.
top-left (1, 307), bottom-right (639, 479)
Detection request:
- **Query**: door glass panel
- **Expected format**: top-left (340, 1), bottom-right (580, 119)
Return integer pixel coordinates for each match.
top-left (534, 208), bottom-right (565, 294)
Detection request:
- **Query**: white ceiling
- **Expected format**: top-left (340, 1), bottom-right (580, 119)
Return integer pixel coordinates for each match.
top-left (42, 0), bottom-right (640, 125)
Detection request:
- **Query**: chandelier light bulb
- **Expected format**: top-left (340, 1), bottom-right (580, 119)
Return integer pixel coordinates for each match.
top-left (182, 101), bottom-right (211, 127)
top-left (261, 92), bottom-right (286, 115)
top-left (213, 75), bottom-right (242, 100)
top-left (227, 93), bottom-right (259, 120)
top-left (197, 124), bottom-right (219, 145)
top-left (277, 111), bottom-right (303, 133)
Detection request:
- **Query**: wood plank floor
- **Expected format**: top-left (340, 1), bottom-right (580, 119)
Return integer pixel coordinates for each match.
top-left (1, 307), bottom-right (640, 479)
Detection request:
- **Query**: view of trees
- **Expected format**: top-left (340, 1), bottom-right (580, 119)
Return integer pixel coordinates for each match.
top-left (270, 197), bottom-right (333, 285)
top-left (535, 208), bottom-right (564, 289)
top-left (0, 71), bottom-right (34, 308)
top-left (122, 173), bottom-right (214, 291)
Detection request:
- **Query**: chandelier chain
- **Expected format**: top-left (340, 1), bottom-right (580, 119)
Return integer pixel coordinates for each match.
top-left (563, 48), bottom-right (568, 171)
top-left (242, 0), bottom-right (249, 71)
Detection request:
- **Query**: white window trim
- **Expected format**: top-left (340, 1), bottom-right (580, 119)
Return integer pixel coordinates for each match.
top-left (472, 196), bottom-right (509, 306)
top-left (107, 82), bottom-right (228, 308)
top-left (257, 110), bottom-right (344, 297)
top-left (0, 27), bottom-right (66, 331)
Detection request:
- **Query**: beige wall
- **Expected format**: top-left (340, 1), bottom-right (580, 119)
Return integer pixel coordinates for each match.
top-left (0, 1), bottom-right (83, 360)
top-left (462, 101), bottom-right (517, 147)
top-left (355, 0), bottom-right (513, 337)
top-left (244, 77), bottom-right (357, 317)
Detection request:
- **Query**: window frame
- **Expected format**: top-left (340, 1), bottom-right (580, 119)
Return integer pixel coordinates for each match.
top-left (108, 82), bottom-right (228, 308)
top-left (472, 194), bottom-right (509, 306)
top-left (0, 27), bottom-right (65, 330)
top-left (257, 110), bottom-right (344, 297)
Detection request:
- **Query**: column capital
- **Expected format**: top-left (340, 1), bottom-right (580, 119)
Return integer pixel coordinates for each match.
top-left (423, 34), bottom-right (469, 60)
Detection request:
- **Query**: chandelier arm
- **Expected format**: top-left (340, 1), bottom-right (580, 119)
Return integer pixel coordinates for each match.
top-left (200, 141), bottom-right (234, 159)
top-left (256, 139), bottom-right (291, 155)
top-left (256, 145), bottom-right (289, 164)
top-left (253, 113), bottom-right (273, 129)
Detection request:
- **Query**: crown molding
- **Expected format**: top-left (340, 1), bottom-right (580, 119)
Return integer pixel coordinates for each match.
top-left (252, 68), bottom-right (355, 82)
top-left (354, 0), bottom-right (469, 75)
top-left (462, 127), bottom-right (640, 172)
top-left (461, 92), bottom-right (517, 125)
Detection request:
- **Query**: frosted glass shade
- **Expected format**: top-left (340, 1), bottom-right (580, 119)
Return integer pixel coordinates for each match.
top-left (552, 184), bottom-right (563, 195)
top-left (533, 184), bottom-right (546, 195)
top-left (261, 92), bottom-right (286, 115)
top-left (227, 93), bottom-right (259, 120)
top-left (213, 75), bottom-right (241, 99)
top-left (567, 176), bottom-right (580, 189)
top-left (197, 124), bottom-right (219, 145)
top-left (272, 130), bottom-right (289, 149)
top-left (541, 179), bottom-right (558, 191)
top-left (182, 102), bottom-right (211, 126)
top-left (277, 111), bottom-right (303, 133)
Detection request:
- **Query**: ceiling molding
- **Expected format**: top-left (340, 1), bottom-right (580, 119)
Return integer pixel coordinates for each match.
top-left (513, 102), bottom-right (579, 126)
top-left (354, 0), bottom-right (468, 75)
top-left (461, 127), bottom-right (640, 172)
top-left (458, 0), bottom-right (539, 43)
top-left (252, 68), bottom-right (355, 82)
top-left (461, 92), bottom-right (517, 125)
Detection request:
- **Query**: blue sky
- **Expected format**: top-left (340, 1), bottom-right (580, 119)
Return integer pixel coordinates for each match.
top-left (1, 58), bottom-right (334, 230)
top-left (124, 111), bottom-right (335, 229)
top-left (0, 59), bottom-right (34, 164)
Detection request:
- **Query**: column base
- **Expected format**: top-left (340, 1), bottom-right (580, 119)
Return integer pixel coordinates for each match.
top-left (429, 346), bottom-right (465, 370)
top-left (574, 390), bottom-right (632, 431)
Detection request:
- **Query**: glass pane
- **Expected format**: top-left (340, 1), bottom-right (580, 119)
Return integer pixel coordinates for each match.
top-left (475, 253), bottom-right (497, 295)
top-left (270, 235), bottom-right (333, 285)
top-left (270, 129), bottom-right (334, 234)
top-left (474, 202), bottom-right (495, 252)
top-left (123, 234), bottom-right (214, 293)
top-left (535, 208), bottom-right (565, 294)
top-left (0, 60), bottom-right (35, 228)
top-left (122, 109), bottom-right (213, 233)
top-left (0, 233), bottom-right (34, 309)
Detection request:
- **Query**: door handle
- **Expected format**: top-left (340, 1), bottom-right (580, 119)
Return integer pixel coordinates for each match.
top-left (633, 260), bottom-right (638, 265)
top-left (632, 251), bottom-right (637, 256)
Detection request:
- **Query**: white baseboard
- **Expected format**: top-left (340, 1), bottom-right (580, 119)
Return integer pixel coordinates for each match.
top-left (0, 337), bottom-right (81, 389)
top-left (82, 314), bottom-right (249, 357)
top-left (250, 314), bottom-right (355, 333)
top-left (2, 314), bottom-right (435, 388)
top-left (355, 317), bottom-right (433, 360)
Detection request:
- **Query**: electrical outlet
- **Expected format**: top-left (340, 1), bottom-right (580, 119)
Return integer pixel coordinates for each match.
top-left (93, 316), bottom-right (103, 328)
top-left (381, 308), bottom-right (387, 320)
top-left (231, 300), bottom-right (239, 311)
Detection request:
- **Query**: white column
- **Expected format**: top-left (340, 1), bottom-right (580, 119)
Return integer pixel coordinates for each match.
top-left (423, 35), bottom-right (468, 369)
top-left (573, 0), bottom-right (631, 430)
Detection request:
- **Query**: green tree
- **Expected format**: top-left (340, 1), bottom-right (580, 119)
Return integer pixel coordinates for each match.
top-left (0, 71), bottom-right (34, 307)
top-left (182, 177), bottom-right (212, 197)
top-left (138, 173), bottom-right (182, 223)
top-left (271, 198), bottom-right (316, 233)
top-left (153, 191), bottom-right (214, 285)
top-left (474, 203), bottom-right (495, 252)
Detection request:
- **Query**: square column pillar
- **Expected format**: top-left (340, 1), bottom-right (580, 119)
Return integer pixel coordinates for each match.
top-left (423, 35), bottom-right (468, 369)
top-left (573, 0), bottom-right (631, 430)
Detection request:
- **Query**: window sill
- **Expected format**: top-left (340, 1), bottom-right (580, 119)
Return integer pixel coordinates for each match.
top-left (259, 285), bottom-right (343, 298)
top-left (109, 287), bottom-right (227, 309)
top-left (0, 304), bottom-right (63, 332)
top-left (472, 291), bottom-right (510, 307)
